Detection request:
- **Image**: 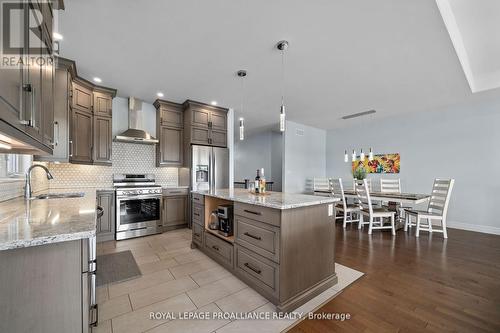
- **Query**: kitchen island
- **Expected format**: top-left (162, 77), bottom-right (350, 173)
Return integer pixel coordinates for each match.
top-left (191, 189), bottom-right (341, 312)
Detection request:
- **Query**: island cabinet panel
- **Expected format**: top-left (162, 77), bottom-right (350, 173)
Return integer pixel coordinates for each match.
top-left (192, 222), bottom-right (204, 247)
top-left (193, 194), bottom-right (338, 313)
top-left (96, 190), bottom-right (115, 242)
top-left (234, 244), bottom-right (279, 301)
top-left (234, 215), bottom-right (280, 263)
top-left (204, 232), bottom-right (234, 269)
top-left (234, 202), bottom-right (281, 227)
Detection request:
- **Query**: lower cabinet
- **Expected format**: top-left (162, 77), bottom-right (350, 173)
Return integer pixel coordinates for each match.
top-left (204, 232), bottom-right (234, 269)
top-left (0, 238), bottom-right (96, 333)
top-left (162, 195), bottom-right (187, 231)
top-left (192, 222), bottom-right (204, 248)
top-left (96, 190), bottom-right (115, 242)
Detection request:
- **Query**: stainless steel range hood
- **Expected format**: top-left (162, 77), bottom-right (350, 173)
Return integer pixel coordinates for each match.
top-left (114, 97), bottom-right (159, 144)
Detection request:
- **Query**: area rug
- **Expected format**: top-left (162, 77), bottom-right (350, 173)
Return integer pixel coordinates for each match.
top-left (96, 250), bottom-right (142, 286)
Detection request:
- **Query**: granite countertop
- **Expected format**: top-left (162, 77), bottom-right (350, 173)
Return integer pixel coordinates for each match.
top-left (0, 188), bottom-right (98, 251)
top-left (193, 188), bottom-right (340, 210)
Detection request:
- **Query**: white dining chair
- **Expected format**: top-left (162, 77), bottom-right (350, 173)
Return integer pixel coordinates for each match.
top-left (380, 178), bottom-right (411, 217)
top-left (313, 178), bottom-right (331, 196)
top-left (331, 178), bottom-right (360, 228)
top-left (404, 179), bottom-right (455, 238)
top-left (356, 179), bottom-right (396, 235)
top-left (354, 178), bottom-right (372, 192)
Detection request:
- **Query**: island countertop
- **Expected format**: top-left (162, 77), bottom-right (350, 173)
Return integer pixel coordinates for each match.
top-left (192, 188), bottom-right (340, 210)
top-left (0, 188), bottom-right (99, 251)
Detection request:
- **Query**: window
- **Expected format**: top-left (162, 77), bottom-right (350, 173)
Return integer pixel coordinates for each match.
top-left (0, 154), bottom-right (32, 180)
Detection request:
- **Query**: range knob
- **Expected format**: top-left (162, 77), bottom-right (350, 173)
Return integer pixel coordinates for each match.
top-left (137, 190), bottom-right (143, 194)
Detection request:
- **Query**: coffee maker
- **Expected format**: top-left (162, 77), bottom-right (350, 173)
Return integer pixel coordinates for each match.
top-left (217, 204), bottom-right (234, 237)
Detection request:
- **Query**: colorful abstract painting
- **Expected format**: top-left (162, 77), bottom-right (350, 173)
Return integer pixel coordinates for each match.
top-left (352, 153), bottom-right (400, 174)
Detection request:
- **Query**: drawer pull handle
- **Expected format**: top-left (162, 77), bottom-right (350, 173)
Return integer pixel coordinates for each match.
top-left (244, 209), bottom-right (262, 216)
top-left (194, 233), bottom-right (200, 237)
top-left (194, 213), bottom-right (200, 216)
top-left (212, 245), bottom-right (220, 251)
top-left (244, 262), bottom-right (262, 274)
top-left (243, 232), bottom-right (261, 240)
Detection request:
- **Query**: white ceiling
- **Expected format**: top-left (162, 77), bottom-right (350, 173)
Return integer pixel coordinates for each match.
top-left (437, 0), bottom-right (500, 93)
top-left (57, 0), bottom-right (486, 131)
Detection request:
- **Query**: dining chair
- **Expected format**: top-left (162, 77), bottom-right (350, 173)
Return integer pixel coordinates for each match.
top-left (404, 179), bottom-right (455, 238)
top-left (356, 179), bottom-right (396, 235)
top-left (331, 178), bottom-right (360, 228)
top-left (353, 178), bottom-right (372, 192)
top-left (313, 178), bottom-right (331, 196)
top-left (380, 178), bottom-right (412, 218)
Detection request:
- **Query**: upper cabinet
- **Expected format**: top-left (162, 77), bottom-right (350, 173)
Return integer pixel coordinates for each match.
top-left (154, 100), bottom-right (184, 167)
top-left (69, 79), bottom-right (116, 166)
top-left (183, 100), bottom-right (228, 147)
top-left (0, 1), bottom-right (56, 154)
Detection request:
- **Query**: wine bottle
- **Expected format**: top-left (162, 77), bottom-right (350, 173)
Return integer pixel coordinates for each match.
top-left (254, 169), bottom-right (260, 194)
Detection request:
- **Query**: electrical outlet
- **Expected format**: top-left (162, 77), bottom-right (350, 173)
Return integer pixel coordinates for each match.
top-left (328, 204), bottom-right (333, 216)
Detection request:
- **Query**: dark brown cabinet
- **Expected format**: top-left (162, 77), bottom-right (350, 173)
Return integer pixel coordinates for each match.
top-left (72, 81), bottom-right (93, 113)
top-left (93, 115), bottom-right (112, 164)
top-left (183, 100), bottom-right (228, 147)
top-left (93, 91), bottom-right (112, 117)
top-left (154, 100), bottom-right (184, 166)
top-left (96, 191), bottom-right (115, 242)
top-left (162, 195), bottom-right (187, 229)
top-left (0, 1), bottom-right (55, 154)
top-left (70, 109), bottom-right (93, 164)
top-left (69, 78), bottom-right (115, 166)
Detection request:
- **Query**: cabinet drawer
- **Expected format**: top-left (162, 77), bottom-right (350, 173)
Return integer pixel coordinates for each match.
top-left (235, 245), bottom-right (279, 298)
top-left (163, 188), bottom-right (189, 196)
top-left (192, 203), bottom-right (204, 225)
top-left (192, 193), bottom-right (204, 205)
top-left (234, 203), bottom-right (281, 227)
top-left (192, 223), bottom-right (204, 247)
top-left (235, 216), bottom-right (280, 263)
top-left (204, 233), bottom-right (233, 268)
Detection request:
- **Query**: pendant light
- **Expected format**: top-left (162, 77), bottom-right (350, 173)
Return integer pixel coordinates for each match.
top-left (277, 40), bottom-right (289, 132)
top-left (344, 150), bottom-right (348, 163)
top-left (352, 150), bottom-right (357, 162)
top-left (237, 70), bottom-right (247, 141)
top-left (369, 148), bottom-right (374, 161)
top-left (360, 149), bottom-right (365, 162)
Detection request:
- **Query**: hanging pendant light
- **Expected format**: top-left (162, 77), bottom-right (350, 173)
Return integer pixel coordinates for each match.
top-left (352, 150), bottom-right (357, 162)
top-left (277, 40), bottom-right (289, 132)
top-left (237, 70), bottom-right (247, 141)
top-left (344, 150), bottom-right (349, 163)
top-left (369, 148), bottom-right (374, 161)
top-left (239, 118), bottom-right (245, 140)
top-left (360, 149), bottom-right (365, 162)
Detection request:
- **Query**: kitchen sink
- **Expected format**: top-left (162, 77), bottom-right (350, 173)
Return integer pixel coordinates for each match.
top-left (32, 192), bottom-right (85, 200)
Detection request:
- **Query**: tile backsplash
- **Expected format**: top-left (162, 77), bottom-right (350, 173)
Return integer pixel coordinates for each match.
top-left (0, 142), bottom-right (188, 201)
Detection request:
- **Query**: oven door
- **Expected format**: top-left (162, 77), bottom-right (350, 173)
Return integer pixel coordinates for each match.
top-left (116, 195), bottom-right (161, 232)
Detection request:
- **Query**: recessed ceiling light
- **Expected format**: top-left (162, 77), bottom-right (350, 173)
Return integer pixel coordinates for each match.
top-left (93, 77), bottom-right (102, 83)
top-left (157, 92), bottom-right (164, 98)
top-left (211, 101), bottom-right (218, 106)
top-left (53, 32), bottom-right (63, 41)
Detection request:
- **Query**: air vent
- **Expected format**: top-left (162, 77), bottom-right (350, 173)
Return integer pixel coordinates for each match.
top-left (296, 128), bottom-right (305, 136)
top-left (342, 109), bottom-right (376, 120)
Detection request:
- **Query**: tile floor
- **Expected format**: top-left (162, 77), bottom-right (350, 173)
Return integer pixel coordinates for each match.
top-left (94, 228), bottom-right (363, 333)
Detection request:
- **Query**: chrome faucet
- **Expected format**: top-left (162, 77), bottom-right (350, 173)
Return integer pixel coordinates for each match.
top-left (24, 164), bottom-right (54, 199)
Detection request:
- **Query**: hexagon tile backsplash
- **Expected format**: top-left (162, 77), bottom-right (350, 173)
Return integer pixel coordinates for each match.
top-left (45, 142), bottom-right (179, 189)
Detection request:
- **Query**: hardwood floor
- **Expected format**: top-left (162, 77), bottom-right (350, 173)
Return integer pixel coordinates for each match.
top-left (290, 223), bottom-right (500, 333)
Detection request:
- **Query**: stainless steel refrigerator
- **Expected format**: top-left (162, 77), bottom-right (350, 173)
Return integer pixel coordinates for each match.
top-left (191, 145), bottom-right (229, 192)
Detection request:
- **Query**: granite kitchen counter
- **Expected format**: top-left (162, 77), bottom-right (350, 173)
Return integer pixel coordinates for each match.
top-left (193, 188), bottom-right (340, 210)
top-left (0, 188), bottom-right (98, 251)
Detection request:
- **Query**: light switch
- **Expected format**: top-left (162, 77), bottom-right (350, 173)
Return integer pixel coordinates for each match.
top-left (328, 204), bottom-right (333, 216)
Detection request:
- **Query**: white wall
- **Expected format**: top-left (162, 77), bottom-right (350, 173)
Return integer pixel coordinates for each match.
top-left (283, 121), bottom-right (327, 194)
top-left (326, 90), bottom-right (500, 233)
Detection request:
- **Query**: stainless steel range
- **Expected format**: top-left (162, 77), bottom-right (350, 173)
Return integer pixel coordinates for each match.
top-left (114, 174), bottom-right (162, 240)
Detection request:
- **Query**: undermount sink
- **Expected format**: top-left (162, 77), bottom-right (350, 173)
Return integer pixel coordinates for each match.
top-left (32, 192), bottom-right (85, 200)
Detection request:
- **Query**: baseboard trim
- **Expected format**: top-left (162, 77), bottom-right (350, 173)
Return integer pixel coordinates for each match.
top-left (447, 221), bottom-right (500, 235)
